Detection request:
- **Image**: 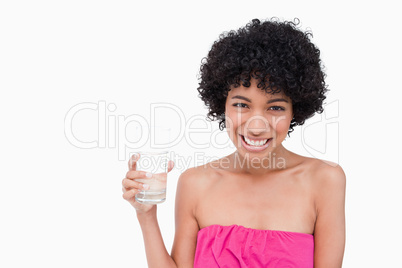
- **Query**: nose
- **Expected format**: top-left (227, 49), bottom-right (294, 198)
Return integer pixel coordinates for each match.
top-left (245, 115), bottom-right (270, 135)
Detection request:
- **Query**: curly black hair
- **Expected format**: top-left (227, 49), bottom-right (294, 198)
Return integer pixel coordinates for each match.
top-left (197, 18), bottom-right (328, 134)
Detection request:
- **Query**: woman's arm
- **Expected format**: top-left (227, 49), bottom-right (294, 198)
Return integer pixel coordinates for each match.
top-left (123, 156), bottom-right (178, 268)
top-left (138, 168), bottom-right (200, 268)
top-left (171, 168), bottom-right (201, 267)
top-left (313, 163), bottom-right (346, 267)
top-left (137, 207), bottom-right (177, 267)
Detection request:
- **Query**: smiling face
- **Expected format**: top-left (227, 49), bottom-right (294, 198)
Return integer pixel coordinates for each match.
top-left (225, 79), bottom-right (293, 160)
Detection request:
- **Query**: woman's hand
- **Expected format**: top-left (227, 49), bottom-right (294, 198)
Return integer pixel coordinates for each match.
top-left (122, 154), bottom-right (174, 215)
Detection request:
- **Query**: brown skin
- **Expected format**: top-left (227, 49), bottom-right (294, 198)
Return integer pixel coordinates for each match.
top-left (123, 79), bottom-right (346, 267)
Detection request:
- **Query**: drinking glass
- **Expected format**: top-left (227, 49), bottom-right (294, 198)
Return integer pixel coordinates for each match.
top-left (134, 151), bottom-right (169, 204)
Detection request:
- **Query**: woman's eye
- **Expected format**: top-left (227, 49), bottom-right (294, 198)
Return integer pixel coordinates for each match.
top-left (269, 106), bottom-right (285, 111)
top-left (233, 103), bottom-right (248, 108)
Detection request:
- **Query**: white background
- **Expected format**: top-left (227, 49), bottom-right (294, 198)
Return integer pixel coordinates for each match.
top-left (1, 0), bottom-right (401, 267)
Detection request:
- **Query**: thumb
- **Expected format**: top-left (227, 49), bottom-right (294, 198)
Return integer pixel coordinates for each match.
top-left (128, 153), bottom-right (140, 171)
top-left (167, 160), bottom-right (175, 173)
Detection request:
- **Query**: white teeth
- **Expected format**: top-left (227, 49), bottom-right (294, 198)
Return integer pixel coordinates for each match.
top-left (244, 136), bottom-right (268, 146)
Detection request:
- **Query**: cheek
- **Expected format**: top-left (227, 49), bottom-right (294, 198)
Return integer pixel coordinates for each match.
top-left (272, 116), bottom-right (291, 136)
top-left (225, 109), bottom-right (244, 141)
top-left (225, 109), bottom-right (239, 129)
top-left (225, 111), bottom-right (235, 139)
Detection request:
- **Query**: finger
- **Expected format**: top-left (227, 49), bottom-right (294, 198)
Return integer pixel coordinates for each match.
top-left (128, 153), bottom-right (140, 171)
top-left (122, 188), bottom-right (140, 201)
top-left (167, 160), bottom-right (175, 173)
top-left (125, 170), bottom-right (152, 180)
top-left (122, 178), bottom-right (150, 190)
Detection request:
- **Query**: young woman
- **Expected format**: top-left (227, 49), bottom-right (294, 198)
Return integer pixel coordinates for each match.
top-left (122, 18), bottom-right (346, 267)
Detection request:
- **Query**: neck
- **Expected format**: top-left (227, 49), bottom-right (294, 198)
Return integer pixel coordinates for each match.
top-left (229, 145), bottom-right (289, 175)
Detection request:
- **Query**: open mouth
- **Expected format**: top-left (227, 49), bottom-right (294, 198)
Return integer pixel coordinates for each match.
top-left (240, 135), bottom-right (272, 151)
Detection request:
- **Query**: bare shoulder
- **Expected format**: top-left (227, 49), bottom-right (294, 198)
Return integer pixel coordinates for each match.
top-left (289, 153), bottom-right (346, 187)
top-left (302, 158), bottom-right (346, 212)
top-left (176, 166), bottom-right (203, 196)
top-left (308, 159), bottom-right (346, 190)
top-left (176, 161), bottom-right (222, 199)
top-left (178, 161), bottom-right (219, 184)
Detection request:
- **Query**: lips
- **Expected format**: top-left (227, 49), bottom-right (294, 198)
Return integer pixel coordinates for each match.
top-left (244, 136), bottom-right (269, 146)
top-left (240, 134), bottom-right (272, 152)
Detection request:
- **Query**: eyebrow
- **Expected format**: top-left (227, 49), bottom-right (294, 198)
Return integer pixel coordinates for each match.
top-left (231, 95), bottom-right (289, 104)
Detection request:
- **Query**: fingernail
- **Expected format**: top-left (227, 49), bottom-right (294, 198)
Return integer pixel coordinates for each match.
top-left (133, 153), bottom-right (139, 159)
top-left (145, 172), bottom-right (152, 178)
top-left (143, 184), bottom-right (150, 190)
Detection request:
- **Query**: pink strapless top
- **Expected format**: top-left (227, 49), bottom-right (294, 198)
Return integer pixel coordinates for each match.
top-left (194, 225), bottom-right (314, 268)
